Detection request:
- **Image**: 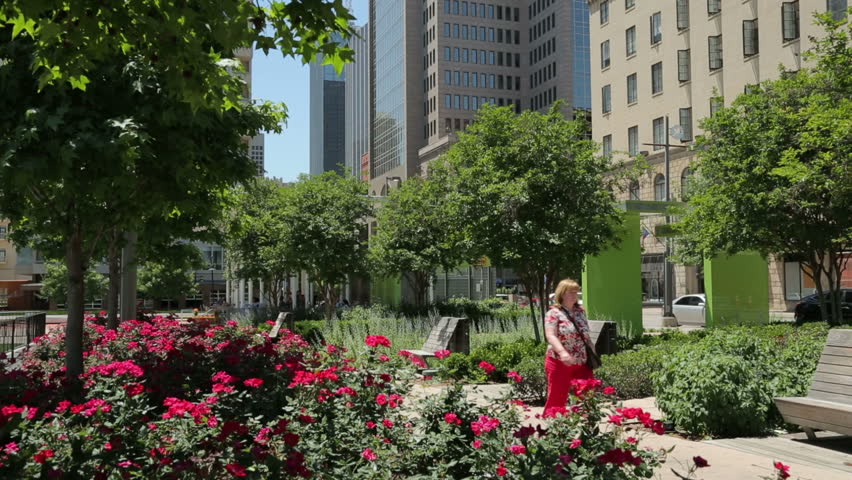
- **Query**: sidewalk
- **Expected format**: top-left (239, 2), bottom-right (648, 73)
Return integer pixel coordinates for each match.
top-left (409, 383), bottom-right (852, 480)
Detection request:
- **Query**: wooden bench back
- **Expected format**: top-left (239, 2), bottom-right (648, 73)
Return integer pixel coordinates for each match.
top-left (421, 317), bottom-right (470, 355)
top-left (588, 320), bottom-right (618, 355)
top-left (809, 329), bottom-right (852, 405)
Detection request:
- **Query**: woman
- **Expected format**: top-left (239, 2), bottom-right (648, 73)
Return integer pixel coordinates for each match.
top-left (543, 278), bottom-right (594, 414)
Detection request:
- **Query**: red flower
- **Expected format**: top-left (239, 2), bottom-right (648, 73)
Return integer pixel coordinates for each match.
top-left (243, 378), bottom-right (264, 388)
top-left (472, 440), bottom-right (483, 449)
top-left (598, 448), bottom-right (643, 467)
top-left (376, 394), bottom-right (388, 406)
top-left (603, 386), bottom-right (617, 395)
top-left (434, 349), bottom-right (451, 359)
top-left (444, 412), bottom-right (462, 425)
top-left (34, 449), bottom-right (55, 464)
top-left (569, 438), bottom-right (582, 449)
top-left (366, 421), bottom-right (377, 429)
top-left (362, 448), bottom-right (378, 461)
top-left (365, 335), bottom-right (391, 348)
top-left (507, 371), bottom-right (524, 383)
top-left (496, 459), bottom-right (508, 476)
top-left (608, 414), bottom-right (624, 425)
top-left (379, 354), bottom-right (390, 362)
top-left (471, 415), bottom-right (501, 436)
top-left (774, 461), bottom-right (791, 479)
top-left (509, 444), bottom-right (527, 455)
top-left (693, 456), bottom-right (710, 468)
top-left (123, 383), bottom-right (145, 397)
top-left (478, 361), bottom-right (496, 373)
top-left (225, 463), bottom-right (247, 477)
top-left (513, 425), bottom-right (535, 439)
top-left (382, 418), bottom-right (394, 428)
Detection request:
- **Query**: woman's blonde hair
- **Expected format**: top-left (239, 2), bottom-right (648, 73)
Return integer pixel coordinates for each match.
top-left (553, 279), bottom-right (581, 306)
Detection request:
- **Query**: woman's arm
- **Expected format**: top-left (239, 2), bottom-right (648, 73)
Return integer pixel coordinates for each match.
top-left (544, 311), bottom-right (573, 364)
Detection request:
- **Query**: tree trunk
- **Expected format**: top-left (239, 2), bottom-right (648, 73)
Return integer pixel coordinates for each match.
top-left (321, 282), bottom-right (338, 321)
top-left (806, 253), bottom-right (830, 324)
top-left (106, 234), bottom-right (121, 330)
top-left (65, 228), bottom-right (86, 381)
top-left (828, 251), bottom-right (846, 326)
top-left (518, 272), bottom-right (542, 343)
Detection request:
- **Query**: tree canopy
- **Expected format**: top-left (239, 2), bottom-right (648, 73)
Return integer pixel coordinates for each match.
top-left (438, 104), bottom-right (634, 339)
top-left (39, 262), bottom-right (107, 306)
top-left (677, 14), bottom-right (852, 324)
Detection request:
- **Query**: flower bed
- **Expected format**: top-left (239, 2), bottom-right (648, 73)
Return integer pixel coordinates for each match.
top-left (0, 315), bottom-right (790, 478)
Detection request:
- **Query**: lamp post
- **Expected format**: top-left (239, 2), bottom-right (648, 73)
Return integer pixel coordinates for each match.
top-left (643, 115), bottom-right (688, 321)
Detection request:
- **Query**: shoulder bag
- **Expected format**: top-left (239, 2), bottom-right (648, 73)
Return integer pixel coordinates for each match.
top-left (561, 307), bottom-right (602, 370)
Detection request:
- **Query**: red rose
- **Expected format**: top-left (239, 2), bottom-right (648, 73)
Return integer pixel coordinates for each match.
top-left (243, 378), bottom-right (264, 388)
top-left (434, 349), bottom-right (451, 359)
top-left (34, 449), bottom-right (55, 464)
top-left (478, 361), bottom-right (496, 373)
top-left (365, 335), bottom-right (391, 348)
top-left (225, 463), bottom-right (247, 477)
top-left (774, 461), bottom-right (791, 479)
top-left (361, 448), bottom-right (378, 461)
top-left (693, 456), bottom-right (710, 468)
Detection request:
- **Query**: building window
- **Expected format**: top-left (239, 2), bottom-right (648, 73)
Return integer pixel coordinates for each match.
top-left (654, 174), bottom-right (666, 201)
top-left (677, 49), bottom-right (691, 82)
top-left (743, 19), bottom-right (759, 56)
top-left (651, 62), bottom-right (663, 94)
top-left (627, 73), bottom-right (637, 104)
top-left (650, 12), bottom-right (662, 44)
top-left (626, 26), bottom-right (636, 56)
top-left (454, 95), bottom-right (460, 109)
top-left (0, 249), bottom-right (5, 263)
top-left (676, 0), bottom-right (689, 30)
top-left (445, 0), bottom-right (450, 13)
top-left (602, 85), bottom-right (612, 114)
top-left (679, 107), bottom-right (693, 141)
top-left (710, 96), bottom-right (724, 115)
top-left (653, 117), bottom-right (665, 150)
top-left (601, 40), bottom-right (611, 68)
top-left (629, 180), bottom-right (640, 200)
top-left (680, 167), bottom-right (693, 200)
top-left (626, 0), bottom-right (635, 9)
top-left (828, 0), bottom-right (848, 21)
top-left (709, 35), bottom-right (723, 70)
top-left (472, 96), bottom-right (479, 109)
top-left (445, 70), bottom-right (451, 84)
top-left (783, 2), bottom-right (800, 41)
top-left (603, 135), bottom-right (613, 158)
top-left (628, 126), bottom-right (639, 156)
top-left (462, 1), bottom-right (468, 15)
top-left (601, 0), bottom-right (610, 24)
top-left (444, 23), bottom-right (451, 37)
top-left (784, 259), bottom-right (817, 300)
top-left (0, 226), bottom-right (5, 240)
top-left (708, 0), bottom-right (721, 15)
top-left (444, 47), bottom-right (451, 61)
top-left (445, 94), bottom-right (452, 108)
top-left (453, 0), bottom-right (459, 14)
top-left (454, 71), bottom-right (460, 84)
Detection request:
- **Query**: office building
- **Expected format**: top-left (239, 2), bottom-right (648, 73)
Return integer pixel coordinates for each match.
top-left (310, 36), bottom-right (347, 176)
top-left (345, 23), bottom-right (372, 180)
top-left (587, 0), bottom-right (850, 310)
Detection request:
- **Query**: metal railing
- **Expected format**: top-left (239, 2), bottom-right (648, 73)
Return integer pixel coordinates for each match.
top-left (0, 312), bottom-right (47, 360)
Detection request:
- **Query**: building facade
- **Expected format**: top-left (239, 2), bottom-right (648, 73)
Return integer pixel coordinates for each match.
top-left (309, 37), bottom-right (347, 176)
top-left (345, 23), bottom-right (372, 180)
top-left (587, 0), bottom-right (850, 310)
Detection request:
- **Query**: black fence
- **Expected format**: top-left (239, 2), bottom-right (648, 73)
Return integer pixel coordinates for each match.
top-left (0, 312), bottom-right (47, 360)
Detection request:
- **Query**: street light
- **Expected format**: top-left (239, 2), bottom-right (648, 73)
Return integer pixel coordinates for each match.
top-left (642, 115), bottom-right (688, 321)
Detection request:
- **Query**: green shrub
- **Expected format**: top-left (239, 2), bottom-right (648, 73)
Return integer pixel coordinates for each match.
top-left (597, 344), bottom-right (675, 400)
top-left (436, 339), bottom-right (546, 383)
top-left (653, 324), bottom-right (828, 438)
top-left (510, 356), bottom-right (548, 403)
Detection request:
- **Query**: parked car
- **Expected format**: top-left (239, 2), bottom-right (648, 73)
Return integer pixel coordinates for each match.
top-left (672, 293), bottom-right (706, 326)
top-left (794, 289), bottom-right (852, 324)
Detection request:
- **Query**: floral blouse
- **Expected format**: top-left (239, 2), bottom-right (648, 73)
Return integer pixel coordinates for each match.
top-left (544, 305), bottom-right (591, 366)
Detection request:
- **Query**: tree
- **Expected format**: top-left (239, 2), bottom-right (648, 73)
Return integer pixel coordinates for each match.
top-left (138, 243), bottom-right (205, 310)
top-left (0, 1), bottom-right (354, 380)
top-left (279, 172), bottom-right (372, 320)
top-left (677, 14), bottom-right (852, 325)
top-left (223, 178), bottom-right (294, 310)
top-left (369, 177), bottom-right (467, 306)
top-left (39, 262), bottom-right (107, 307)
top-left (438, 104), bottom-right (633, 341)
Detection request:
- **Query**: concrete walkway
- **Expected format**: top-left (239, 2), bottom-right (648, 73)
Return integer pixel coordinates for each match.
top-left (409, 383), bottom-right (852, 480)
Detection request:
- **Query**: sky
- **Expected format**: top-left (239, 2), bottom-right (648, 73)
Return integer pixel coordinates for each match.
top-left (253, 0), bottom-right (369, 182)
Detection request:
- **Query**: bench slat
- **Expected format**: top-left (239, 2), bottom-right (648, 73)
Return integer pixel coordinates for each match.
top-left (809, 380), bottom-right (852, 399)
top-left (776, 397), bottom-right (852, 430)
top-left (780, 415), bottom-right (852, 437)
top-left (819, 353), bottom-right (852, 368)
top-left (826, 329), bottom-right (852, 348)
top-left (817, 362), bottom-right (852, 377)
top-left (808, 390), bottom-right (852, 404)
top-left (822, 346), bottom-right (852, 358)
top-left (812, 372), bottom-right (852, 388)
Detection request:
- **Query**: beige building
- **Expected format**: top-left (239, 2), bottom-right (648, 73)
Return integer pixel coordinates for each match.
top-left (0, 220), bottom-right (45, 310)
top-left (587, 0), bottom-right (850, 311)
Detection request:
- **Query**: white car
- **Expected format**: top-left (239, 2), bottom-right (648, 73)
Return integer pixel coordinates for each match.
top-left (548, 292), bottom-right (583, 306)
top-left (672, 293), bottom-right (706, 325)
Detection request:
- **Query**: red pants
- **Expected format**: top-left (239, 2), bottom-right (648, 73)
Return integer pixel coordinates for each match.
top-left (543, 355), bottom-right (593, 415)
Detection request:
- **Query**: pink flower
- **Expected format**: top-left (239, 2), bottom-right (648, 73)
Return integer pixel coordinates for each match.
top-left (434, 349), bottom-right (451, 359)
top-left (444, 412), bottom-right (462, 425)
top-left (496, 460), bottom-right (508, 476)
top-left (3, 442), bottom-right (19, 455)
top-left (365, 335), bottom-right (391, 348)
top-left (507, 371), bottom-right (524, 383)
top-left (569, 438), bottom-right (582, 449)
top-left (693, 456), bottom-right (710, 468)
top-left (362, 448), bottom-right (378, 461)
top-left (382, 418), bottom-right (394, 428)
top-left (34, 449), bottom-right (54, 464)
top-left (366, 421), bottom-right (377, 429)
top-left (608, 414), bottom-right (624, 425)
top-left (379, 354), bottom-right (390, 362)
top-left (472, 440), bottom-right (483, 449)
top-left (509, 444), bottom-right (527, 455)
top-left (243, 378), bottom-right (264, 388)
top-left (603, 386), bottom-right (617, 395)
top-left (212, 371), bottom-right (238, 384)
top-left (478, 361), bottom-right (496, 373)
top-left (376, 394), bottom-right (388, 406)
top-left (123, 383), bottom-right (145, 397)
top-left (225, 463), bottom-right (247, 477)
top-left (471, 415), bottom-right (501, 436)
top-left (774, 461), bottom-right (791, 479)
top-left (626, 436), bottom-right (638, 444)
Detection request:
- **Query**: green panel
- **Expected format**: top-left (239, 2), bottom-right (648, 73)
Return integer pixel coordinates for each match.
top-left (703, 253), bottom-right (768, 327)
top-left (582, 211), bottom-right (643, 337)
top-left (370, 276), bottom-right (401, 307)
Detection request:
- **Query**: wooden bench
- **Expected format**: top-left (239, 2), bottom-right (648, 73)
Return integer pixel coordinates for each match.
top-left (588, 320), bottom-right (618, 355)
top-left (407, 316), bottom-right (470, 362)
top-left (775, 329), bottom-right (852, 440)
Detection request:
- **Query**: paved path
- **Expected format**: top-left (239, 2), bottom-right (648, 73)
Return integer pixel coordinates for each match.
top-left (409, 383), bottom-right (852, 480)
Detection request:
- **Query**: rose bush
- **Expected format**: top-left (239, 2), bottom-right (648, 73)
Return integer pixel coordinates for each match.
top-left (0, 314), bottom-right (676, 478)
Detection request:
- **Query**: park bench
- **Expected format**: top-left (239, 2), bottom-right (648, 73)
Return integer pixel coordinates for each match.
top-left (407, 317), bottom-right (470, 362)
top-left (588, 320), bottom-right (618, 355)
top-left (775, 329), bottom-right (852, 440)
top-left (269, 312), bottom-right (295, 339)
